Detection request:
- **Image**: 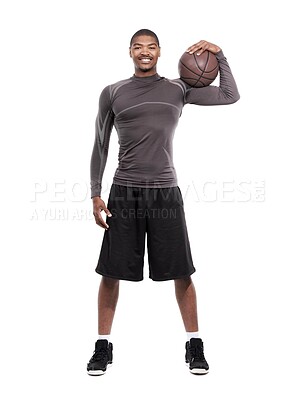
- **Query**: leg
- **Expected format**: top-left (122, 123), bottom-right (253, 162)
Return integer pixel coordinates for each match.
top-left (87, 276), bottom-right (119, 376)
top-left (175, 277), bottom-right (209, 374)
top-left (174, 276), bottom-right (199, 332)
top-left (98, 276), bottom-right (120, 335)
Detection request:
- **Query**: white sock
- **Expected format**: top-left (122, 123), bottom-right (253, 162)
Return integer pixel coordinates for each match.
top-left (98, 334), bottom-right (111, 342)
top-left (186, 331), bottom-right (200, 341)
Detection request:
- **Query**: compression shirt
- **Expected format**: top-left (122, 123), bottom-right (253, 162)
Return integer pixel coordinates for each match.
top-left (90, 50), bottom-right (240, 198)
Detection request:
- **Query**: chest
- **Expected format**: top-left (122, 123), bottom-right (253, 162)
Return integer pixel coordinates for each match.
top-left (111, 81), bottom-right (184, 119)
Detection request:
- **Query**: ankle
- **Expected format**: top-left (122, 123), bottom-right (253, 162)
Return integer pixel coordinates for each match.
top-left (186, 331), bottom-right (200, 341)
top-left (98, 334), bottom-right (111, 342)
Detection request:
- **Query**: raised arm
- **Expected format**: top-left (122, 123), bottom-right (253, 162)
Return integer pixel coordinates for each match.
top-left (90, 85), bottom-right (114, 199)
top-left (185, 40), bottom-right (240, 105)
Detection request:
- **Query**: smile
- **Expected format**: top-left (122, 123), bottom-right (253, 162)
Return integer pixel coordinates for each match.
top-left (139, 58), bottom-right (152, 63)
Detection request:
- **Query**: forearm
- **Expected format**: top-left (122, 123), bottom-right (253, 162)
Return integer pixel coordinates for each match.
top-left (90, 138), bottom-right (107, 198)
top-left (185, 50), bottom-right (240, 105)
top-left (215, 50), bottom-right (240, 103)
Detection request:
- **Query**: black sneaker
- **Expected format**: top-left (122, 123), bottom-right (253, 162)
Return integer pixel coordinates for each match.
top-left (87, 339), bottom-right (113, 376)
top-left (185, 338), bottom-right (209, 374)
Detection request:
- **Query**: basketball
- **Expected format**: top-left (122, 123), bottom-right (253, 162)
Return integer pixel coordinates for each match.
top-left (178, 50), bottom-right (219, 88)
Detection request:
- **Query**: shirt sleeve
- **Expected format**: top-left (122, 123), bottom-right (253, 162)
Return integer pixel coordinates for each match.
top-left (90, 85), bottom-right (114, 198)
top-left (185, 50), bottom-right (240, 105)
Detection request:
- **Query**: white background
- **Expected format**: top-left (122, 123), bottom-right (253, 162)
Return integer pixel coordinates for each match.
top-left (1, 0), bottom-right (295, 399)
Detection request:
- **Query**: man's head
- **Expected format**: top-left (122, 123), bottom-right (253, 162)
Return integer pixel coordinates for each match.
top-left (129, 29), bottom-right (161, 77)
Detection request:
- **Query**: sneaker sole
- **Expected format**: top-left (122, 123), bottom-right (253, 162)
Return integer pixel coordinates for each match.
top-left (87, 363), bottom-right (112, 376)
top-left (189, 368), bottom-right (209, 375)
top-left (186, 362), bottom-right (209, 375)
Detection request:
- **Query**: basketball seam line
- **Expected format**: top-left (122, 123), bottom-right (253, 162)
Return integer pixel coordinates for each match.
top-left (192, 51), bottom-right (209, 87)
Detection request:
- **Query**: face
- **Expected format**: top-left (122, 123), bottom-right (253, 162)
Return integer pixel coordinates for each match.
top-left (129, 35), bottom-right (161, 76)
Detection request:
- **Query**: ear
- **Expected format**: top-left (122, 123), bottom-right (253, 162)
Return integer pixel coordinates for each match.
top-left (129, 48), bottom-right (132, 58)
top-left (158, 47), bottom-right (161, 57)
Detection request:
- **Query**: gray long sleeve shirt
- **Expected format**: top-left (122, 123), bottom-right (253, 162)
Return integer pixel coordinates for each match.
top-left (90, 50), bottom-right (240, 198)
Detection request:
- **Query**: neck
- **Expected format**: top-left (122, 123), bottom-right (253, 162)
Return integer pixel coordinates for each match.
top-left (134, 67), bottom-right (157, 78)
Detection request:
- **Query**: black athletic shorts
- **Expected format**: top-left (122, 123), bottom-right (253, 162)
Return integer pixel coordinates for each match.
top-left (95, 183), bottom-right (196, 281)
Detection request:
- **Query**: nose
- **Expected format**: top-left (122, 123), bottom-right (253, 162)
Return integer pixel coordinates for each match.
top-left (140, 48), bottom-right (150, 55)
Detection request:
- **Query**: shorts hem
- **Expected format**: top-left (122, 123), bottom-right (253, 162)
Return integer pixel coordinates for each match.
top-left (149, 268), bottom-right (196, 282)
top-left (95, 264), bottom-right (144, 282)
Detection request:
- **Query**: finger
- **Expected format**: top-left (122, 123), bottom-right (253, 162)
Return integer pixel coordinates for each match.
top-left (96, 202), bottom-right (112, 217)
top-left (196, 43), bottom-right (210, 55)
top-left (196, 41), bottom-right (219, 55)
top-left (187, 41), bottom-right (208, 54)
top-left (98, 218), bottom-right (110, 230)
top-left (93, 204), bottom-right (112, 218)
top-left (103, 207), bottom-right (112, 217)
top-left (94, 212), bottom-right (110, 230)
top-left (186, 44), bottom-right (201, 53)
top-left (186, 40), bottom-right (205, 51)
top-left (189, 47), bottom-right (203, 55)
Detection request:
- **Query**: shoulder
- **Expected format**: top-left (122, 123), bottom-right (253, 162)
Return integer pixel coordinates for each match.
top-left (109, 77), bottom-right (132, 91)
top-left (162, 77), bottom-right (190, 96)
top-left (110, 78), bottom-right (133, 97)
top-left (99, 78), bottom-right (132, 104)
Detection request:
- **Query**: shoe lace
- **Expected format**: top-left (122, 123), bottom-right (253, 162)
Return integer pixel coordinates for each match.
top-left (91, 347), bottom-right (108, 363)
top-left (190, 344), bottom-right (206, 362)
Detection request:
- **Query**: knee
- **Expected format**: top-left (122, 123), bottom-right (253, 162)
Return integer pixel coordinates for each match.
top-left (174, 276), bottom-right (193, 289)
top-left (101, 276), bottom-right (120, 289)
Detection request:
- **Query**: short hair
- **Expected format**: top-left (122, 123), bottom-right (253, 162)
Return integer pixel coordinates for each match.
top-left (130, 29), bottom-right (160, 47)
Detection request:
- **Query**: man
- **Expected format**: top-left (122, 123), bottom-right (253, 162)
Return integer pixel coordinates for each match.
top-left (87, 29), bottom-right (240, 376)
